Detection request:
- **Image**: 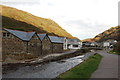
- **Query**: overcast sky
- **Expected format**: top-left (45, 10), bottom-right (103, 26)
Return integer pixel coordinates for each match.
top-left (1, 0), bottom-right (119, 40)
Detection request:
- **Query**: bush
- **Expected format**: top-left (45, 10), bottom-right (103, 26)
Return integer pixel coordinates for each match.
top-left (113, 41), bottom-right (120, 53)
top-left (108, 50), bottom-right (120, 55)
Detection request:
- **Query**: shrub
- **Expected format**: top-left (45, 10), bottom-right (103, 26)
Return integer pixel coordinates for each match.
top-left (113, 41), bottom-right (120, 53)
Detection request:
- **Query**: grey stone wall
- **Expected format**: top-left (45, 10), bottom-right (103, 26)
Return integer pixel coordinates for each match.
top-left (2, 30), bottom-right (63, 61)
top-left (2, 31), bottom-right (27, 61)
top-left (27, 34), bottom-right (42, 56)
top-left (42, 36), bottom-right (52, 56)
top-left (52, 43), bottom-right (63, 53)
top-left (2, 31), bottom-right (27, 54)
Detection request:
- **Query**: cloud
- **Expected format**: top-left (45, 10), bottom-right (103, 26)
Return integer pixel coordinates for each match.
top-left (63, 20), bottom-right (111, 39)
top-left (0, 0), bottom-right (119, 40)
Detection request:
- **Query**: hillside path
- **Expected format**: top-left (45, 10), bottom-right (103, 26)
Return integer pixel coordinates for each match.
top-left (90, 49), bottom-right (119, 79)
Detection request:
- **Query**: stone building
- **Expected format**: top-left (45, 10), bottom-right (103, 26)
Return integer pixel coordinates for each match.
top-left (27, 33), bottom-right (42, 56)
top-left (2, 28), bottom-right (42, 56)
top-left (37, 33), bottom-right (52, 55)
top-left (48, 36), bottom-right (63, 53)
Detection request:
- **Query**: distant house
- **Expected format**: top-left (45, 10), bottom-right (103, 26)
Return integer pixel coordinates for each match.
top-left (37, 34), bottom-right (52, 55)
top-left (2, 28), bottom-right (42, 56)
top-left (82, 41), bottom-right (99, 47)
top-left (103, 40), bottom-right (117, 48)
top-left (48, 36), bottom-right (63, 53)
top-left (90, 42), bottom-right (99, 47)
top-left (82, 41), bottom-right (91, 47)
top-left (67, 39), bottom-right (82, 49)
top-left (103, 41), bottom-right (110, 47)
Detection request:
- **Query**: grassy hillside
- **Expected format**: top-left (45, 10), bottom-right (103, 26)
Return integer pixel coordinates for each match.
top-left (2, 16), bottom-right (47, 32)
top-left (93, 26), bottom-right (120, 42)
top-left (82, 38), bottom-right (94, 42)
top-left (0, 5), bottom-right (75, 38)
top-left (83, 26), bottom-right (120, 42)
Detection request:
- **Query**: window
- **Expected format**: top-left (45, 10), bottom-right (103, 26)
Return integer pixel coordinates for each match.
top-left (3, 33), bottom-right (6, 38)
top-left (7, 33), bottom-right (10, 37)
top-left (73, 45), bottom-right (78, 47)
top-left (2, 33), bottom-right (11, 38)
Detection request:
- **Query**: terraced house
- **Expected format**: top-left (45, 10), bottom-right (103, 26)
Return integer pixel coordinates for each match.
top-left (48, 36), bottom-right (63, 53)
top-left (2, 29), bottom-right (42, 60)
top-left (2, 28), bottom-right (65, 61)
top-left (37, 33), bottom-right (52, 56)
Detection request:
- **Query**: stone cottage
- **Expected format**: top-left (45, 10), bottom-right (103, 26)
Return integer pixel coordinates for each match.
top-left (2, 28), bottom-right (42, 56)
top-left (48, 36), bottom-right (63, 53)
top-left (37, 33), bottom-right (52, 56)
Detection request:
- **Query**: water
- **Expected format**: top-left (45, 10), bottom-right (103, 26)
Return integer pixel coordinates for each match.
top-left (3, 55), bottom-right (84, 78)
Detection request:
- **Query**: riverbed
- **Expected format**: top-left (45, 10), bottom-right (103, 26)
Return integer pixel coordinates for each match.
top-left (3, 55), bottom-right (84, 78)
top-left (3, 52), bottom-right (95, 78)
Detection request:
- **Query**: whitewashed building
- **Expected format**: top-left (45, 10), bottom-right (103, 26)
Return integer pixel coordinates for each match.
top-left (90, 42), bottom-right (99, 46)
top-left (103, 41), bottom-right (110, 47)
top-left (60, 37), bottom-right (82, 50)
top-left (67, 39), bottom-right (82, 49)
top-left (60, 37), bottom-right (68, 50)
top-left (103, 40), bottom-right (117, 48)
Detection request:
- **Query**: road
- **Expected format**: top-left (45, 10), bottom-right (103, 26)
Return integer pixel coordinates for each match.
top-left (90, 49), bottom-right (119, 78)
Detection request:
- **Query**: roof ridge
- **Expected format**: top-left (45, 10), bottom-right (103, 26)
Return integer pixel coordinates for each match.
top-left (37, 33), bottom-right (47, 34)
top-left (3, 28), bottom-right (35, 33)
top-left (4, 28), bottom-right (35, 41)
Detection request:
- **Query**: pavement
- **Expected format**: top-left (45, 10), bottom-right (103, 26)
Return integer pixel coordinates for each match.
top-left (90, 49), bottom-right (119, 78)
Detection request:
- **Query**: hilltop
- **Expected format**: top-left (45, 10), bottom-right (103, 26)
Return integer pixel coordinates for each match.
top-left (82, 38), bottom-right (94, 42)
top-left (93, 26), bottom-right (120, 42)
top-left (0, 5), bottom-right (75, 39)
top-left (83, 26), bottom-right (120, 42)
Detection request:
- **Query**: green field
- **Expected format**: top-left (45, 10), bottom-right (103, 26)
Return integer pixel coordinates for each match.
top-left (56, 54), bottom-right (102, 80)
top-left (108, 50), bottom-right (120, 55)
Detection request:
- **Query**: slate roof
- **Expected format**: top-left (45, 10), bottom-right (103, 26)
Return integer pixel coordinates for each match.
top-left (37, 34), bottom-right (47, 40)
top-left (4, 29), bottom-right (35, 41)
top-left (67, 39), bottom-right (81, 43)
top-left (59, 37), bottom-right (65, 43)
top-left (67, 39), bottom-right (81, 45)
top-left (48, 36), bottom-right (63, 43)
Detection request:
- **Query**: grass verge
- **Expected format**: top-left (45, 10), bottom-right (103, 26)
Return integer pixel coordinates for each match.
top-left (108, 50), bottom-right (120, 55)
top-left (55, 54), bottom-right (102, 80)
